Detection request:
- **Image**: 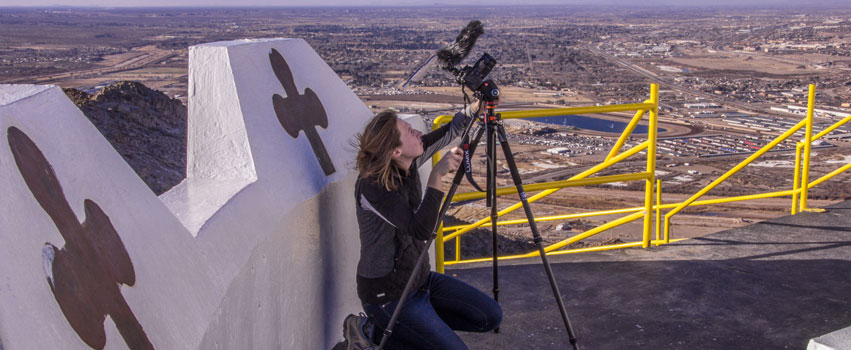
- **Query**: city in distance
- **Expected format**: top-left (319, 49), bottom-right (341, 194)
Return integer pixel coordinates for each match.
top-left (2, 5), bottom-right (851, 245)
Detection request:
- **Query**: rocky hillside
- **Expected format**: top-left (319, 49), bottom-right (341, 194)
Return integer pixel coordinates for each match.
top-left (64, 81), bottom-right (186, 195)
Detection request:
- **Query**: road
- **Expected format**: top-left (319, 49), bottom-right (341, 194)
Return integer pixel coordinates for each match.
top-left (401, 54), bottom-right (436, 88)
top-left (2, 46), bottom-right (178, 85)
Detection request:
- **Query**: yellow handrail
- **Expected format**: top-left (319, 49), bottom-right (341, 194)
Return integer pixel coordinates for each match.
top-left (662, 118), bottom-right (808, 242)
top-left (607, 107), bottom-right (648, 161)
top-left (443, 189), bottom-right (797, 234)
top-left (814, 114), bottom-right (851, 141)
top-left (431, 83), bottom-right (851, 271)
top-left (440, 140), bottom-right (650, 243)
top-left (450, 172), bottom-right (651, 202)
top-left (498, 103), bottom-right (656, 119)
top-left (433, 85), bottom-right (659, 270)
top-left (445, 239), bottom-right (687, 266)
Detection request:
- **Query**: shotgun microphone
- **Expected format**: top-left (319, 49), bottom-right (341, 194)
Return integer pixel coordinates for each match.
top-left (436, 20), bottom-right (484, 71)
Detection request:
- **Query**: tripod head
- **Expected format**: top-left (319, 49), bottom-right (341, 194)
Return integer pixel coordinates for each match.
top-left (477, 80), bottom-right (500, 103)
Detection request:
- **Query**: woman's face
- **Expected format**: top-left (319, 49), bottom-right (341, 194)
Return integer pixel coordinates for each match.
top-left (393, 119), bottom-right (424, 165)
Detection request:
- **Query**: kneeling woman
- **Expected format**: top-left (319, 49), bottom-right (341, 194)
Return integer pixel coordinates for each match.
top-left (353, 110), bottom-right (502, 349)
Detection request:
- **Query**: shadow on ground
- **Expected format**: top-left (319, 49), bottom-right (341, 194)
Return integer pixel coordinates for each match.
top-left (451, 200), bottom-right (851, 349)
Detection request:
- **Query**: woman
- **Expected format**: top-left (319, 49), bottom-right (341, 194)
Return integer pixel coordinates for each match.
top-left (347, 109), bottom-right (502, 350)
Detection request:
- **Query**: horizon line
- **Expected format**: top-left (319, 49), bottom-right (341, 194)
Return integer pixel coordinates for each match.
top-left (2, 3), bottom-right (850, 9)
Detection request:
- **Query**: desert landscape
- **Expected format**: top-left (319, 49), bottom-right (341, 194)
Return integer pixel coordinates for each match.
top-left (3, 6), bottom-right (851, 257)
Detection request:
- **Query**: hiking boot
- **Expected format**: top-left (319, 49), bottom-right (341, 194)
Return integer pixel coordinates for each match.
top-left (331, 340), bottom-right (347, 350)
top-left (343, 313), bottom-right (375, 350)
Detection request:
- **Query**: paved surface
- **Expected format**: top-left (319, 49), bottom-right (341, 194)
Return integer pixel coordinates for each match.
top-left (450, 200), bottom-right (851, 349)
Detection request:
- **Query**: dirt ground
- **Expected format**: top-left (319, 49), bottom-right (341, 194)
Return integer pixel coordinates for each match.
top-left (668, 49), bottom-right (842, 76)
top-left (417, 86), bottom-right (596, 106)
top-left (34, 45), bottom-right (185, 98)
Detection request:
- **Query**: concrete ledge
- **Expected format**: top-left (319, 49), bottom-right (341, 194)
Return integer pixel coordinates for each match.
top-left (1, 37), bottom-right (372, 349)
top-left (0, 85), bottom-right (52, 106)
top-left (808, 325), bottom-right (851, 350)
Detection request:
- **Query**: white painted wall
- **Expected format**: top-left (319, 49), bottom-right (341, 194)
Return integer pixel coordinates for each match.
top-left (0, 38), bottom-right (400, 349)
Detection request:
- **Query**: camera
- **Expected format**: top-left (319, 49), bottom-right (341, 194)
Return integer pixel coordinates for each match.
top-left (457, 53), bottom-right (496, 91)
top-left (455, 53), bottom-right (498, 102)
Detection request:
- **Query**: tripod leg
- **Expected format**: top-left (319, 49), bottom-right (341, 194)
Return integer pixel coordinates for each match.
top-left (495, 124), bottom-right (579, 350)
top-left (486, 120), bottom-right (501, 333)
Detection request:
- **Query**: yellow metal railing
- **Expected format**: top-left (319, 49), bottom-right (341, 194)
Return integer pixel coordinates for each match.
top-left (664, 84), bottom-right (851, 241)
top-left (431, 84), bottom-right (851, 272)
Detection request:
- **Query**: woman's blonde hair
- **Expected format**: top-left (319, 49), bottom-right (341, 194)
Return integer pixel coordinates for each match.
top-left (356, 110), bottom-right (403, 191)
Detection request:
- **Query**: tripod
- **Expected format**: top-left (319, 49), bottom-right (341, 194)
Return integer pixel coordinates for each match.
top-left (376, 94), bottom-right (579, 350)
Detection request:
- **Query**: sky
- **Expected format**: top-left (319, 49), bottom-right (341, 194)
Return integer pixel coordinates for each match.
top-left (0, 0), bottom-right (848, 8)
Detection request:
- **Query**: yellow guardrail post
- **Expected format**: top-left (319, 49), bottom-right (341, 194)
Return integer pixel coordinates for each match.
top-left (643, 84), bottom-right (659, 248)
top-left (436, 223), bottom-right (445, 273)
top-left (655, 179), bottom-right (662, 245)
top-left (455, 234), bottom-right (461, 263)
top-left (792, 142), bottom-right (803, 215)
top-left (800, 84), bottom-right (816, 211)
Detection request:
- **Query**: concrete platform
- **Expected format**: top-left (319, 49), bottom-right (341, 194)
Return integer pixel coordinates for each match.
top-left (450, 199), bottom-right (851, 349)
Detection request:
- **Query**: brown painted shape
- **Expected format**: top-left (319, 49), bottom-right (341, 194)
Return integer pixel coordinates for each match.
top-left (269, 48), bottom-right (336, 176)
top-left (7, 127), bottom-right (153, 350)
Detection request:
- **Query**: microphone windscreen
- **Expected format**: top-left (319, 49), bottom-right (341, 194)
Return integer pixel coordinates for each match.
top-left (437, 20), bottom-right (484, 71)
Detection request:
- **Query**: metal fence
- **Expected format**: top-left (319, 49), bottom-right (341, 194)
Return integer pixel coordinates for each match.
top-left (431, 84), bottom-right (850, 272)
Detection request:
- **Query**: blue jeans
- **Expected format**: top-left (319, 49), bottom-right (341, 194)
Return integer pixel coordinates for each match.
top-left (362, 272), bottom-right (502, 350)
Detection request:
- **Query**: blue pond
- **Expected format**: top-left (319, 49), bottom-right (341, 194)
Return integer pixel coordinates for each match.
top-left (529, 115), bottom-right (665, 134)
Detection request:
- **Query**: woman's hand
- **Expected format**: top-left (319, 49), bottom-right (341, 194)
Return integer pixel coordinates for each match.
top-left (427, 147), bottom-right (463, 192)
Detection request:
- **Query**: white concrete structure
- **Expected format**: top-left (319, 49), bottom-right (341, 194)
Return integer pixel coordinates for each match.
top-left (0, 38), bottom-right (419, 349)
top-left (808, 326), bottom-right (851, 350)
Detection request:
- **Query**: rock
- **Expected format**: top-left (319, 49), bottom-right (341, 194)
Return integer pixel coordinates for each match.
top-left (441, 214), bottom-right (537, 260)
top-left (555, 223), bottom-right (571, 231)
top-left (64, 81), bottom-right (186, 195)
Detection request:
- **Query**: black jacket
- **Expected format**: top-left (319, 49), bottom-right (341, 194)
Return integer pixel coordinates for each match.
top-left (355, 113), bottom-right (466, 305)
